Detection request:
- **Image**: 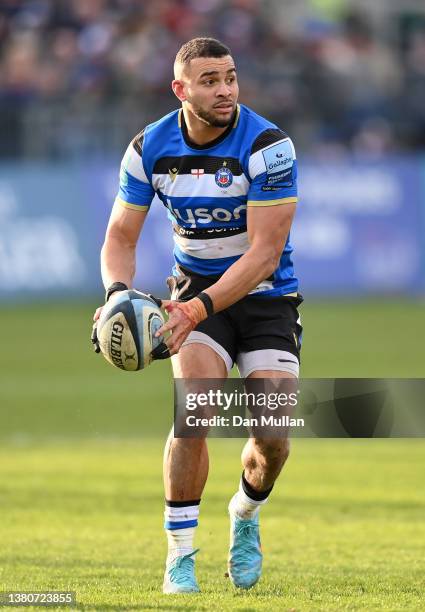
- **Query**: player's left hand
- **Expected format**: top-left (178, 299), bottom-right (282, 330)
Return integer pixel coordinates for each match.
top-left (155, 300), bottom-right (197, 356)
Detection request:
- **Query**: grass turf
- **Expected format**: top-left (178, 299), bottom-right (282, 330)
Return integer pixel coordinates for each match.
top-left (0, 440), bottom-right (424, 611)
top-left (0, 300), bottom-right (424, 610)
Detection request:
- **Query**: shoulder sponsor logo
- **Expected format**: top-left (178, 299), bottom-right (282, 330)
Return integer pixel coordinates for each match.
top-left (265, 167), bottom-right (293, 187)
top-left (262, 140), bottom-right (293, 176)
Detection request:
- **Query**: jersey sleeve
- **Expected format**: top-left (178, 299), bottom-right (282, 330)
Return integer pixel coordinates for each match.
top-left (247, 128), bottom-right (298, 207)
top-left (115, 130), bottom-right (155, 211)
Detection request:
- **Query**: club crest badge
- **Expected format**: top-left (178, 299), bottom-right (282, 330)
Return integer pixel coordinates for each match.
top-left (215, 161), bottom-right (233, 188)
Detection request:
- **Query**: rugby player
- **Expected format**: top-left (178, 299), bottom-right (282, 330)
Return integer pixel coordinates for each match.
top-left (92, 37), bottom-right (302, 593)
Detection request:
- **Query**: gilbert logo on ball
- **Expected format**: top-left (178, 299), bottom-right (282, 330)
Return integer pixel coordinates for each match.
top-left (97, 290), bottom-right (165, 371)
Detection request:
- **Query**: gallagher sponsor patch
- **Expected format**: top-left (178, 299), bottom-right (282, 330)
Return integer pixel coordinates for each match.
top-left (262, 139), bottom-right (294, 186)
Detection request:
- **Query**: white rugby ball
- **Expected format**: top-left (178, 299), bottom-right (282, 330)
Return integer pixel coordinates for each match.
top-left (97, 290), bottom-right (166, 371)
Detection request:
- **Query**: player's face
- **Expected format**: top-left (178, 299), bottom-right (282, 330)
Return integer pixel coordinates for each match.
top-left (182, 56), bottom-right (239, 128)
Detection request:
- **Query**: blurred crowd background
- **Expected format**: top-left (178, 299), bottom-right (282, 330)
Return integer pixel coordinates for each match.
top-left (1, 0), bottom-right (425, 159)
top-left (1, 0), bottom-right (424, 302)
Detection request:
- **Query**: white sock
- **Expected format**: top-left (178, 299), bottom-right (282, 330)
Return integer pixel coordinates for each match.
top-left (164, 501), bottom-right (200, 562)
top-left (166, 528), bottom-right (196, 563)
top-left (230, 479), bottom-right (271, 520)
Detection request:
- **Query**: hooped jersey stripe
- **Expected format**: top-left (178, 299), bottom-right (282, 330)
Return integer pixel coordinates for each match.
top-left (153, 156), bottom-right (243, 175)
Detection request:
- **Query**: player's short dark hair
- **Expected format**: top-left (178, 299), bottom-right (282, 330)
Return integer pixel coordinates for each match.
top-left (175, 37), bottom-right (232, 66)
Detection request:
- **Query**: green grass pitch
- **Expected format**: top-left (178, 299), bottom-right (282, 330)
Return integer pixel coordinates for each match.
top-left (0, 299), bottom-right (424, 610)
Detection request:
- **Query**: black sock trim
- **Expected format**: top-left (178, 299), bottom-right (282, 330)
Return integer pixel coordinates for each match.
top-left (241, 472), bottom-right (273, 502)
top-left (165, 499), bottom-right (201, 507)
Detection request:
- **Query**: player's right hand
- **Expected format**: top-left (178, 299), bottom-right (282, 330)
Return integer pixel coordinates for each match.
top-left (91, 306), bottom-right (103, 353)
top-left (91, 289), bottom-right (128, 354)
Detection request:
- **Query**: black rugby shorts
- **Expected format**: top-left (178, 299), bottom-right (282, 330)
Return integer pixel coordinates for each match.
top-left (168, 265), bottom-right (303, 378)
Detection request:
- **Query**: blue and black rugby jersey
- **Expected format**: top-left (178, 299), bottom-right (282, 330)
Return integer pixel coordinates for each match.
top-left (116, 103), bottom-right (298, 296)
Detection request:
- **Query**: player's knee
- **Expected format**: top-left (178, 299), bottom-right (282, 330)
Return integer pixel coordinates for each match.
top-left (165, 435), bottom-right (206, 462)
top-left (253, 437), bottom-right (290, 465)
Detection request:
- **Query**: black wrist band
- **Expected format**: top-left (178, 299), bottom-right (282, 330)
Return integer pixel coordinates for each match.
top-left (105, 281), bottom-right (128, 302)
top-left (197, 291), bottom-right (214, 317)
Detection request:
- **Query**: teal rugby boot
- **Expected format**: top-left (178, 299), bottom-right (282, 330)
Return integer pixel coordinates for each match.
top-left (228, 496), bottom-right (262, 589)
top-left (162, 549), bottom-right (200, 594)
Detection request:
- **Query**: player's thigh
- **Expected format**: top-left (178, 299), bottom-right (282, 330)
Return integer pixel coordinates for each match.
top-left (171, 343), bottom-right (227, 437)
top-left (172, 342), bottom-right (228, 378)
top-left (234, 294), bottom-right (303, 379)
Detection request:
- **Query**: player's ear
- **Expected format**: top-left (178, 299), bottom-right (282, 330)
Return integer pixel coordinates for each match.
top-left (172, 79), bottom-right (186, 102)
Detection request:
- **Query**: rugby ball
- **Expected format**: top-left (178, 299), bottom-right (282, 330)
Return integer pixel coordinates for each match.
top-left (97, 290), bottom-right (166, 371)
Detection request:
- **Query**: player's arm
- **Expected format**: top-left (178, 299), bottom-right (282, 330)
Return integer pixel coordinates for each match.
top-left (101, 202), bottom-right (148, 289)
top-left (101, 130), bottom-right (154, 295)
top-left (91, 203), bottom-right (147, 354)
top-left (203, 202), bottom-right (296, 311)
top-left (92, 131), bottom-right (155, 353)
